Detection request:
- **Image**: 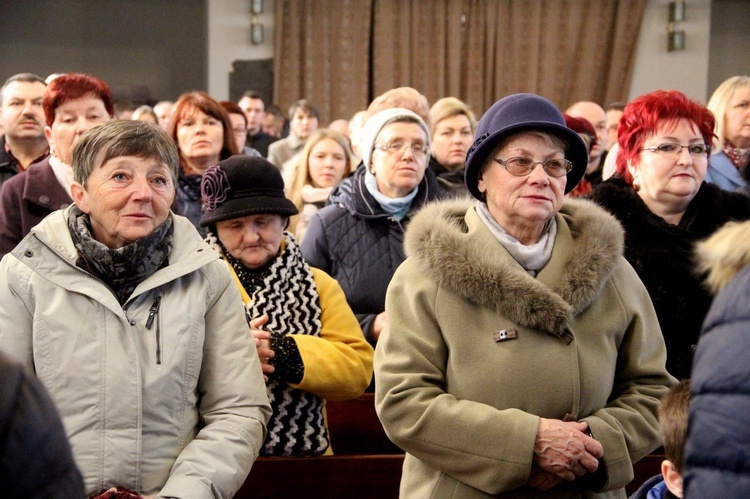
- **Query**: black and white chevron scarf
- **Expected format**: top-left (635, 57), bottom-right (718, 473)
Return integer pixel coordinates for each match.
top-left (206, 231), bottom-right (328, 456)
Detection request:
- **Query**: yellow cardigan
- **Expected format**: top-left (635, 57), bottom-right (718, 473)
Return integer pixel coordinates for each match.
top-left (230, 264), bottom-right (374, 401)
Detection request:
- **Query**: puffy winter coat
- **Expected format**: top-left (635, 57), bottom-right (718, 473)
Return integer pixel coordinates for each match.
top-left (300, 164), bottom-right (444, 340)
top-left (375, 199), bottom-right (675, 498)
top-left (684, 219), bottom-right (750, 497)
top-left (0, 208), bottom-right (271, 498)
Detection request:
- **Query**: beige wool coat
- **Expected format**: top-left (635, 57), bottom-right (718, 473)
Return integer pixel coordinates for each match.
top-left (374, 199), bottom-right (675, 498)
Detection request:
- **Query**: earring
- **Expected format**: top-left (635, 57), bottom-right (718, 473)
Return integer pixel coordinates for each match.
top-left (632, 177), bottom-right (641, 192)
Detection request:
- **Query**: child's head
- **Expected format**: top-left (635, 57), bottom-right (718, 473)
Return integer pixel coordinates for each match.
top-left (659, 380), bottom-right (690, 498)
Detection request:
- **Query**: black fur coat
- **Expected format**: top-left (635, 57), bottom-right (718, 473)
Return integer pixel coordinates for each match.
top-left (590, 176), bottom-right (750, 379)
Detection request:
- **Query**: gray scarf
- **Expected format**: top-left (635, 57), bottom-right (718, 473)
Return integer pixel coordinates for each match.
top-left (67, 205), bottom-right (174, 304)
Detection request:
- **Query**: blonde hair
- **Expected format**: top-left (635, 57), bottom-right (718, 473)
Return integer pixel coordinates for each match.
top-left (707, 75), bottom-right (750, 154)
top-left (696, 220), bottom-right (750, 293)
top-left (287, 129), bottom-right (354, 212)
top-left (429, 97), bottom-right (477, 136)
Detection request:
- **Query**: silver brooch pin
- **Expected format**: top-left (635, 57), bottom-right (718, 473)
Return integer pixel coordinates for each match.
top-left (493, 329), bottom-right (518, 342)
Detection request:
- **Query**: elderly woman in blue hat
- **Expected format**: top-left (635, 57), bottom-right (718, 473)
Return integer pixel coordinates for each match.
top-left (374, 94), bottom-right (675, 497)
top-left (199, 156), bottom-right (373, 457)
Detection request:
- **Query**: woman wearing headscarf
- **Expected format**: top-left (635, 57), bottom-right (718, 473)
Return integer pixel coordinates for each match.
top-left (374, 93), bottom-right (674, 497)
top-left (199, 156), bottom-right (373, 456)
top-left (301, 108), bottom-right (445, 344)
top-left (590, 90), bottom-right (750, 380)
top-left (0, 120), bottom-right (270, 498)
top-left (704, 75), bottom-right (750, 191)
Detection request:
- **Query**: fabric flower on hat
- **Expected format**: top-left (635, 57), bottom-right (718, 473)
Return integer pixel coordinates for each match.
top-left (201, 165), bottom-right (231, 212)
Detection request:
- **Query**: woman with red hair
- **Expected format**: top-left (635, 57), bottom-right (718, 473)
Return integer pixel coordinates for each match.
top-left (590, 89), bottom-right (750, 379)
top-left (169, 91), bottom-right (238, 233)
top-left (0, 73), bottom-right (114, 257)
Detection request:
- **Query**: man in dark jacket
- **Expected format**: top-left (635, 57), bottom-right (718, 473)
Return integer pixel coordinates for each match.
top-left (238, 91), bottom-right (278, 157)
top-left (0, 350), bottom-right (84, 497)
top-left (0, 73), bottom-right (49, 188)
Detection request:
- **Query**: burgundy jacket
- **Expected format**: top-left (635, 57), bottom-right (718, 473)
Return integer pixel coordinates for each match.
top-left (0, 157), bottom-right (71, 258)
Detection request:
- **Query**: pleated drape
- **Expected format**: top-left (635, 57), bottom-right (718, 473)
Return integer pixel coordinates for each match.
top-left (274, 0), bottom-right (648, 120)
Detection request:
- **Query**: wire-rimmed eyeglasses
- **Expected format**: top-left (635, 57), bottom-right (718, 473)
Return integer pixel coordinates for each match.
top-left (492, 156), bottom-right (572, 178)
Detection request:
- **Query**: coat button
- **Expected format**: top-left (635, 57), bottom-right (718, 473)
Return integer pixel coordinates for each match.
top-left (24, 249), bottom-right (34, 257)
top-left (130, 320), bottom-right (136, 326)
top-left (39, 195), bottom-right (50, 205)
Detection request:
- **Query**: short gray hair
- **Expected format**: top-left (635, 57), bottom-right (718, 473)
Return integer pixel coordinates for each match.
top-left (73, 120), bottom-right (180, 187)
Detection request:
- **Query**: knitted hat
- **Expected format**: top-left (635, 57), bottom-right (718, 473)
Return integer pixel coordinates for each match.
top-left (358, 108), bottom-right (431, 171)
top-left (464, 93), bottom-right (589, 198)
top-left (199, 155), bottom-right (298, 227)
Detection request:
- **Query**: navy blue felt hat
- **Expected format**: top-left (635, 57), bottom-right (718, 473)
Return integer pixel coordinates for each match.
top-left (464, 93), bottom-right (589, 198)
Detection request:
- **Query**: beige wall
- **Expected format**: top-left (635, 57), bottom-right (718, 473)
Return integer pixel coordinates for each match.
top-left (708, 0), bottom-right (750, 97)
top-left (207, 0), bottom-right (275, 100)
top-left (629, 0), bottom-right (713, 103)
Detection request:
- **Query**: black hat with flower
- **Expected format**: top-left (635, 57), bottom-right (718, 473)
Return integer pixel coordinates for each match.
top-left (199, 156), bottom-right (299, 227)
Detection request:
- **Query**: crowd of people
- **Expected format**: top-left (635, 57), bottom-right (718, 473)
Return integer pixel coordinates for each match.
top-left (0, 69), bottom-right (749, 498)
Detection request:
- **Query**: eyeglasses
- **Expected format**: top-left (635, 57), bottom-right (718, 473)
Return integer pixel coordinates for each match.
top-left (641, 143), bottom-right (711, 157)
top-left (375, 142), bottom-right (429, 157)
top-left (492, 156), bottom-right (572, 178)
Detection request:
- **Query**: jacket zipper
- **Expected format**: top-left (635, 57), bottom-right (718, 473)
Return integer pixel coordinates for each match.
top-left (145, 296), bottom-right (162, 364)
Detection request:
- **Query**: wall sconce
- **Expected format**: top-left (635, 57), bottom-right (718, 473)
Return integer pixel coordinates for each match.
top-left (669, 1), bottom-right (686, 22)
top-left (251, 0), bottom-right (264, 45)
top-left (667, 1), bottom-right (686, 52)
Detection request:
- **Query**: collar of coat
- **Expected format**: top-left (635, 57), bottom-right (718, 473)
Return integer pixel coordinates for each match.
top-left (330, 164), bottom-right (443, 218)
top-left (696, 218), bottom-right (750, 293)
top-left (404, 198), bottom-right (624, 338)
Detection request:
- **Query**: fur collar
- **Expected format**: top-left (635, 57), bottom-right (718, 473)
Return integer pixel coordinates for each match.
top-left (696, 219), bottom-right (750, 293)
top-left (404, 198), bottom-right (624, 337)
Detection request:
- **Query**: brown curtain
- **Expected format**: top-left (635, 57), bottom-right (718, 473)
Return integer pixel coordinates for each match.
top-left (273, 0), bottom-right (373, 124)
top-left (371, 0), bottom-right (467, 101)
top-left (274, 0), bottom-right (647, 121)
top-left (428, 0), bottom-right (648, 113)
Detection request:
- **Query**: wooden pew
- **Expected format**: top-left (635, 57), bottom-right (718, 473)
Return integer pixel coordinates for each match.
top-left (325, 393), bottom-right (402, 455)
top-left (237, 390), bottom-right (663, 497)
top-left (237, 454), bottom-right (405, 499)
top-left (238, 452), bottom-right (664, 498)
top-left (235, 454), bottom-right (664, 499)
top-left (236, 394), bottom-right (405, 498)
